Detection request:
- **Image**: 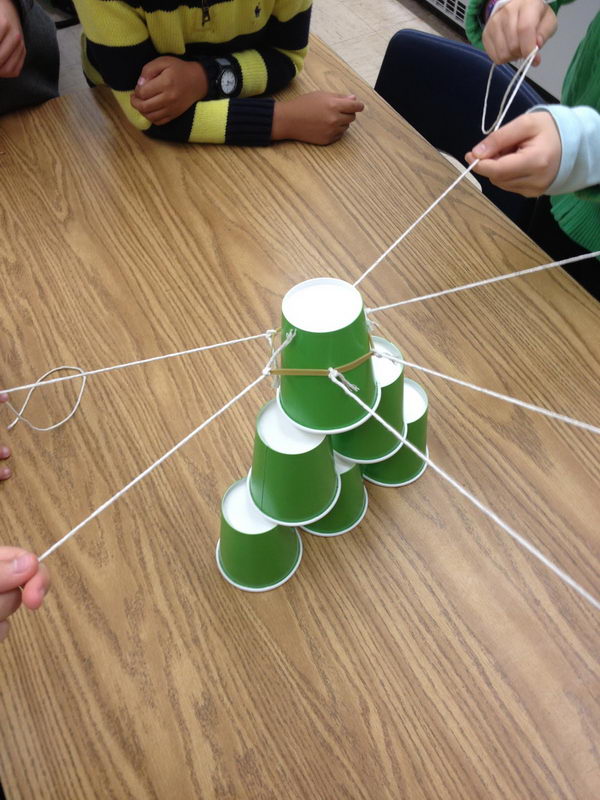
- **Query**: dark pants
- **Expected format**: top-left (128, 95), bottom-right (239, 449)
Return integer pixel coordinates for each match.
top-left (0, 2), bottom-right (59, 116)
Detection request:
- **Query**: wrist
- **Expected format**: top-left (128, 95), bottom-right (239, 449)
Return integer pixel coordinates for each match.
top-left (187, 61), bottom-right (209, 102)
top-left (197, 56), bottom-right (241, 100)
top-left (271, 101), bottom-right (290, 141)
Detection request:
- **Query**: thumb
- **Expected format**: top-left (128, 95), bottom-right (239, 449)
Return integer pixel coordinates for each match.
top-left (0, 552), bottom-right (38, 593)
top-left (138, 58), bottom-right (166, 85)
top-left (469, 117), bottom-right (530, 160)
top-left (538, 8), bottom-right (558, 49)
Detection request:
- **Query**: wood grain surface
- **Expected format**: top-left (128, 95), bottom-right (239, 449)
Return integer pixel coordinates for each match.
top-left (0, 37), bottom-right (598, 800)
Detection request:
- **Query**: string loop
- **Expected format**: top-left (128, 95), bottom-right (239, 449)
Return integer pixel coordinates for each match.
top-left (4, 366), bottom-right (86, 432)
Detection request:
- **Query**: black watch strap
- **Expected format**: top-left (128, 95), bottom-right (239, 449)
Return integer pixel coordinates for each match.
top-left (198, 56), bottom-right (241, 100)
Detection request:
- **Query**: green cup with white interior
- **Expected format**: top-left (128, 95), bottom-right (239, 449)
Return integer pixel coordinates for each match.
top-left (277, 277), bottom-right (379, 434)
top-left (302, 453), bottom-right (368, 536)
top-left (362, 378), bottom-right (429, 487)
top-left (248, 399), bottom-right (341, 526)
top-left (332, 336), bottom-right (406, 463)
top-left (217, 479), bottom-right (302, 592)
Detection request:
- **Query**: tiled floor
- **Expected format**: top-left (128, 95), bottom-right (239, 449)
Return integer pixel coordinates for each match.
top-left (50, 0), bottom-right (465, 96)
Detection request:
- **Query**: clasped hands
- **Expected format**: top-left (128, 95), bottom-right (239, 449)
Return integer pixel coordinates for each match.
top-left (130, 56), bottom-right (363, 144)
top-left (131, 56), bottom-right (208, 126)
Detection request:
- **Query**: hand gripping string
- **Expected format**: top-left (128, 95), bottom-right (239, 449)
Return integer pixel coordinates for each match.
top-left (353, 47), bottom-right (539, 289)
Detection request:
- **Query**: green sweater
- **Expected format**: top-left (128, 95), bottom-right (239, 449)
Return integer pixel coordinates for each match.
top-left (465, 0), bottom-right (600, 255)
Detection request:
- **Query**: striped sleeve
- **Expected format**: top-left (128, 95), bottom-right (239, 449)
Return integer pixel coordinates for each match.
top-left (230, 1), bottom-right (312, 98)
top-left (75, 0), bottom-right (160, 132)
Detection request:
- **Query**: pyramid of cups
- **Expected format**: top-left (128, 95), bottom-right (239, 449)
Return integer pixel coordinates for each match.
top-left (216, 278), bottom-right (429, 592)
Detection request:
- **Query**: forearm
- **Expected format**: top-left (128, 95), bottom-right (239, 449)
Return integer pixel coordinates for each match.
top-left (196, 4), bottom-right (311, 99)
top-left (532, 105), bottom-right (600, 195)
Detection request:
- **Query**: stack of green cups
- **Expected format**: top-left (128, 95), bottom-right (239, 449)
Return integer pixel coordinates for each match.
top-left (248, 399), bottom-right (341, 526)
top-left (215, 277), bottom-right (434, 592)
top-left (363, 378), bottom-right (429, 487)
top-left (302, 454), bottom-right (368, 537)
top-left (332, 336), bottom-right (406, 463)
top-left (217, 479), bottom-right (302, 592)
top-left (277, 277), bottom-right (380, 434)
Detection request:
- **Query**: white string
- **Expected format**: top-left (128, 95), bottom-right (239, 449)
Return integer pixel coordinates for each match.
top-left (329, 370), bottom-right (600, 612)
top-left (373, 351), bottom-right (600, 435)
top-left (353, 160), bottom-right (480, 288)
top-left (0, 331), bottom-right (274, 397)
top-left (367, 250), bottom-right (600, 313)
top-left (353, 47), bottom-right (539, 289)
top-left (481, 47), bottom-right (539, 134)
top-left (4, 366), bottom-right (86, 432)
top-left (38, 334), bottom-right (293, 562)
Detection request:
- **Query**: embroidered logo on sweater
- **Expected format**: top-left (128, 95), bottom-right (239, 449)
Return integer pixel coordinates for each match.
top-left (254, 4), bottom-right (261, 17)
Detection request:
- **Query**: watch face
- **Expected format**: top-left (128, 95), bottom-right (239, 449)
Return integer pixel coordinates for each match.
top-left (220, 69), bottom-right (237, 96)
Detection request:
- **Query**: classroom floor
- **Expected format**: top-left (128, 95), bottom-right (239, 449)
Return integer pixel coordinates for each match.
top-left (49, 0), bottom-right (465, 96)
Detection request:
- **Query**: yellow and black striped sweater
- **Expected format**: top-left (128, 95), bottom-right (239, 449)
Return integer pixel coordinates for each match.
top-left (75, 0), bottom-right (312, 144)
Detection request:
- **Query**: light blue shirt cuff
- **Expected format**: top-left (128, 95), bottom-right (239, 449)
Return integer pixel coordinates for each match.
top-left (529, 104), bottom-right (600, 195)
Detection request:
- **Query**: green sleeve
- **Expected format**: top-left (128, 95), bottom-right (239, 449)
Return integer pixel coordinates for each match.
top-left (465, 0), bottom-right (488, 49)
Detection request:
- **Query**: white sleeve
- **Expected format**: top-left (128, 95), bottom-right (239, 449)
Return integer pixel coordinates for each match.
top-left (529, 104), bottom-right (600, 195)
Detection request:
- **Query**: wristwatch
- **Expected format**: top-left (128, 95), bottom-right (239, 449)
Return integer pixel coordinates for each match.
top-left (214, 57), bottom-right (239, 98)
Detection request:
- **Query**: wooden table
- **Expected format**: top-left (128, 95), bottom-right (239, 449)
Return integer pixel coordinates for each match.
top-left (1, 37), bottom-right (598, 800)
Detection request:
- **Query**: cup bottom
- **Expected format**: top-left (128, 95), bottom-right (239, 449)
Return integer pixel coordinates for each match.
top-left (333, 422), bottom-right (408, 465)
top-left (276, 384), bottom-right (382, 436)
top-left (247, 468), bottom-right (342, 527)
top-left (362, 449), bottom-right (429, 488)
top-left (215, 531), bottom-right (303, 592)
top-left (301, 487), bottom-right (369, 537)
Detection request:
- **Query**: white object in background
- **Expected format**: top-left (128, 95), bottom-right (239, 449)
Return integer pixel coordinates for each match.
top-left (528, 0), bottom-right (597, 99)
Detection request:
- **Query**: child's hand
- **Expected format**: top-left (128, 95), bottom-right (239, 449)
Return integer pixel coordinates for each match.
top-left (131, 57), bottom-right (208, 125)
top-left (0, 392), bottom-right (11, 481)
top-left (0, 548), bottom-right (50, 643)
top-left (465, 111), bottom-right (561, 197)
top-left (272, 91), bottom-right (364, 145)
top-left (483, 0), bottom-right (557, 65)
top-left (0, 0), bottom-right (26, 78)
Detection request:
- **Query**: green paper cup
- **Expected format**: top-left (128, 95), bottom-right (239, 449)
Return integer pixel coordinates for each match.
top-left (362, 378), bottom-right (429, 487)
top-left (248, 399), bottom-right (341, 526)
top-left (277, 277), bottom-right (380, 434)
top-left (216, 479), bottom-right (302, 592)
top-left (332, 336), bottom-right (406, 463)
top-left (302, 454), bottom-right (368, 537)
